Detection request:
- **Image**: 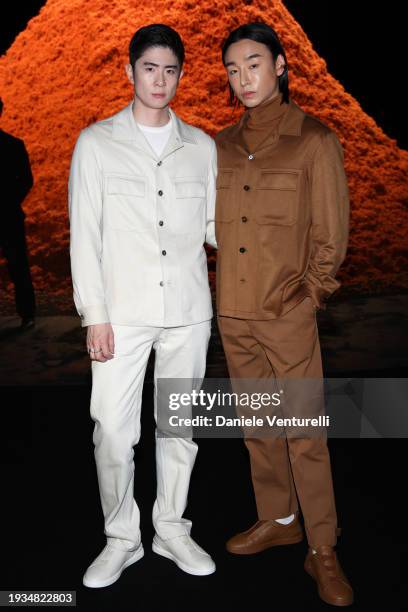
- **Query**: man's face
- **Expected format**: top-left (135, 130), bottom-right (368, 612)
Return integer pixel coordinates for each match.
top-left (224, 39), bottom-right (285, 108)
top-left (125, 45), bottom-right (183, 110)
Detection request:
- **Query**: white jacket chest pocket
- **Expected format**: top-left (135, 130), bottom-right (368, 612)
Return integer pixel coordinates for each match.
top-left (105, 174), bottom-right (150, 231)
top-left (172, 177), bottom-right (206, 234)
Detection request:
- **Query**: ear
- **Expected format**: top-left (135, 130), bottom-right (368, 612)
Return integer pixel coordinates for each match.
top-left (178, 68), bottom-right (184, 82)
top-left (125, 63), bottom-right (135, 85)
top-left (275, 54), bottom-right (286, 77)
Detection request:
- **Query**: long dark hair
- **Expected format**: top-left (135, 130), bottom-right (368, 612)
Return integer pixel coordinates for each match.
top-left (221, 22), bottom-right (289, 106)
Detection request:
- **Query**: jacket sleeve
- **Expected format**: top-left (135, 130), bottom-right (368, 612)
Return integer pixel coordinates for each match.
top-left (205, 137), bottom-right (218, 249)
top-left (303, 130), bottom-right (350, 310)
top-left (68, 128), bottom-right (110, 327)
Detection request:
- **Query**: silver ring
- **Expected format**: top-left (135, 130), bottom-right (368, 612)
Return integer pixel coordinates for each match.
top-left (88, 348), bottom-right (102, 353)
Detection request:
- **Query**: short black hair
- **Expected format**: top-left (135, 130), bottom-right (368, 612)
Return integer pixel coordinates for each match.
top-left (221, 22), bottom-right (289, 105)
top-left (129, 24), bottom-right (185, 72)
top-left (0, 98), bottom-right (3, 114)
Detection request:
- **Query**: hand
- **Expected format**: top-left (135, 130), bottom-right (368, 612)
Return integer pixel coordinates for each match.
top-left (86, 322), bottom-right (115, 362)
top-left (305, 295), bottom-right (318, 310)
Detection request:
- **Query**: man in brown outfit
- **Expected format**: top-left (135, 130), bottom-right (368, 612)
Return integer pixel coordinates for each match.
top-left (215, 23), bottom-right (353, 606)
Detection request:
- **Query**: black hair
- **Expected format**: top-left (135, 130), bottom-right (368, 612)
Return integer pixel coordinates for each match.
top-left (221, 22), bottom-right (289, 106)
top-left (0, 98), bottom-right (3, 114)
top-left (129, 24), bottom-right (185, 73)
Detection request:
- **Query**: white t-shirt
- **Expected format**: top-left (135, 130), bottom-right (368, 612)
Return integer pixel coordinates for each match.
top-left (136, 116), bottom-right (172, 157)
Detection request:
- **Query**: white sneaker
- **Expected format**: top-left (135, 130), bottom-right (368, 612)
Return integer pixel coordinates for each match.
top-left (152, 534), bottom-right (215, 576)
top-left (82, 542), bottom-right (144, 588)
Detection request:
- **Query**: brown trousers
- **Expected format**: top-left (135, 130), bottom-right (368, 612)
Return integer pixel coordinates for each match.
top-left (217, 296), bottom-right (338, 548)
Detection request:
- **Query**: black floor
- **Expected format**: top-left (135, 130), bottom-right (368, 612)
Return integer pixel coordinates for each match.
top-left (0, 379), bottom-right (404, 611)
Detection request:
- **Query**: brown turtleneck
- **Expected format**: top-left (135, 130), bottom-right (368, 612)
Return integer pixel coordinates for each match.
top-left (242, 92), bottom-right (289, 153)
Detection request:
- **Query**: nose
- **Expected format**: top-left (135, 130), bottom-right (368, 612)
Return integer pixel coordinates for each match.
top-left (155, 72), bottom-right (165, 87)
top-left (240, 67), bottom-right (250, 88)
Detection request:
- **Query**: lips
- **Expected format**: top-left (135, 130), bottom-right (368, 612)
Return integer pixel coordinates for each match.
top-left (242, 91), bottom-right (256, 98)
top-left (152, 93), bottom-right (166, 98)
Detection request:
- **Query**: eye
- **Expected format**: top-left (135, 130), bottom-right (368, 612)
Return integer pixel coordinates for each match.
top-left (250, 64), bottom-right (258, 69)
top-left (166, 69), bottom-right (176, 75)
top-left (229, 69), bottom-right (238, 76)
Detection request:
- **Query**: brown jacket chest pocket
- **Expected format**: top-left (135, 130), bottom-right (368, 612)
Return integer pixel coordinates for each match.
top-left (215, 168), bottom-right (235, 222)
top-left (255, 168), bottom-right (301, 226)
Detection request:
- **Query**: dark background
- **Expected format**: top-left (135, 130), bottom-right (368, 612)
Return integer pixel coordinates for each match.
top-left (1, 1), bottom-right (406, 149)
top-left (0, 3), bottom-right (405, 610)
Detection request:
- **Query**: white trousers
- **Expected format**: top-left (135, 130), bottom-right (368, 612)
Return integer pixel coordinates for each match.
top-left (89, 320), bottom-right (211, 552)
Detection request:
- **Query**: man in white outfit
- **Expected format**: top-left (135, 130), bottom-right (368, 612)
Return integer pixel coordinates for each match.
top-left (68, 24), bottom-right (217, 587)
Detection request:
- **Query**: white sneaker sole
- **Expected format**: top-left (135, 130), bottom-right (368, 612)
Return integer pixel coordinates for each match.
top-left (83, 543), bottom-right (144, 588)
top-left (152, 540), bottom-right (215, 576)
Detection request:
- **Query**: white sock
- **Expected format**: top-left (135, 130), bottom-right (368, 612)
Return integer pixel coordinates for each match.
top-left (275, 513), bottom-right (295, 525)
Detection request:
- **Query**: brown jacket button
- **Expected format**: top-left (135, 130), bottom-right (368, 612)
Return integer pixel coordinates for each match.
top-left (243, 185), bottom-right (250, 191)
top-left (239, 247), bottom-right (246, 253)
top-left (241, 216), bottom-right (248, 223)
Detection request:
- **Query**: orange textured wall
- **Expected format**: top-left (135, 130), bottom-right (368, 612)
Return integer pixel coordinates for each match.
top-left (0, 0), bottom-right (407, 298)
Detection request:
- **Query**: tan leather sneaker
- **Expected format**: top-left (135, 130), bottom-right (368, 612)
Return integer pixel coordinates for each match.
top-left (304, 545), bottom-right (354, 606)
top-left (226, 515), bottom-right (303, 554)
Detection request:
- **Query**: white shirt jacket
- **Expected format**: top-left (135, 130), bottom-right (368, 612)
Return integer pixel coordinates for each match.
top-left (68, 103), bottom-right (217, 328)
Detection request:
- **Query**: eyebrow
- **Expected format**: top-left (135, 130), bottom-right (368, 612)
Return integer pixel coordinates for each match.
top-left (225, 53), bottom-right (263, 67)
top-left (142, 61), bottom-right (178, 69)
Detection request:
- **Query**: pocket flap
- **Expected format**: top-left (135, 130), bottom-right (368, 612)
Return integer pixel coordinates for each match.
top-left (107, 175), bottom-right (146, 196)
top-left (216, 169), bottom-right (234, 189)
top-left (258, 169), bottom-right (300, 191)
top-left (174, 178), bottom-right (206, 198)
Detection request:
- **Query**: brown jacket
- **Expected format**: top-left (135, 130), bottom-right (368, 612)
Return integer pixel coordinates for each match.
top-left (214, 98), bottom-right (349, 319)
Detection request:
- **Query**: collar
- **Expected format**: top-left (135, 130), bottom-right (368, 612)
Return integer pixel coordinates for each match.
top-left (226, 98), bottom-right (305, 146)
top-left (245, 92), bottom-right (287, 127)
top-left (111, 102), bottom-right (197, 144)
top-left (277, 99), bottom-right (305, 136)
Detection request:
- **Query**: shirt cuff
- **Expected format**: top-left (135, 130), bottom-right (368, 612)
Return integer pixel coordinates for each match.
top-left (79, 304), bottom-right (110, 327)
